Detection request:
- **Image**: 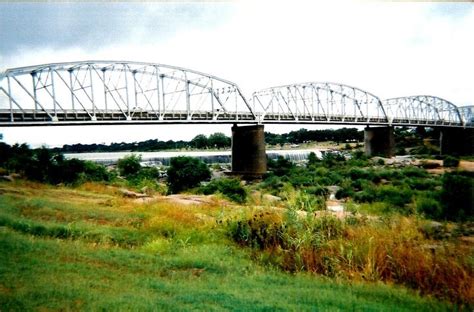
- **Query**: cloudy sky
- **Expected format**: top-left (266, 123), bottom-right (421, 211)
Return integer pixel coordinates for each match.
top-left (0, 1), bottom-right (473, 147)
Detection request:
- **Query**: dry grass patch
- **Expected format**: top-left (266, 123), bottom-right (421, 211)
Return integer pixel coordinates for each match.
top-left (228, 212), bottom-right (474, 305)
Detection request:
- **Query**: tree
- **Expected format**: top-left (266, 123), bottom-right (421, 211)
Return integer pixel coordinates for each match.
top-left (191, 134), bottom-right (209, 149)
top-left (208, 133), bottom-right (231, 149)
top-left (167, 156), bottom-right (211, 193)
top-left (117, 154), bottom-right (142, 178)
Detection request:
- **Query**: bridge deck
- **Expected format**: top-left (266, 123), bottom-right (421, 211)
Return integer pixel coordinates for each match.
top-left (0, 109), bottom-right (467, 127)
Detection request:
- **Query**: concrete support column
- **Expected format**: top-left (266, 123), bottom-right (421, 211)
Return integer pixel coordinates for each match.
top-left (440, 127), bottom-right (474, 155)
top-left (364, 126), bottom-right (395, 157)
top-left (231, 124), bottom-right (267, 177)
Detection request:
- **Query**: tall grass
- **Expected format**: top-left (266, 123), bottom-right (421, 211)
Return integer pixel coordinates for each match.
top-left (227, 212), bottom-right (473, 305)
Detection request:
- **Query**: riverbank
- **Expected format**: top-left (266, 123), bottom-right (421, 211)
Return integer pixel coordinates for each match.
top-left (0, 180), bottom-right (457, 310)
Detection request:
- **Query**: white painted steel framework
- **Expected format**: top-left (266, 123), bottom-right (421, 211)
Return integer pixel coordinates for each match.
top-left (252, 82), bottom-right (388, 124)
top-left (383, 96), bottom-right (464, 127)
top-left (459, 106), bottom-right (473, 127)
top-left (0, 61), bottom-right (470, 128)
top-left (0, 61), bottom-right (254, 125)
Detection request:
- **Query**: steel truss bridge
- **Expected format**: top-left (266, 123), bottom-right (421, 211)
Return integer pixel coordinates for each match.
top-left (0, 61), bottom-right (472, 128)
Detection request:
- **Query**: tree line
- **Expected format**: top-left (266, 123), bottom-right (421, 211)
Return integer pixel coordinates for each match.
top-left (54, 128), bottom-right (366, 153)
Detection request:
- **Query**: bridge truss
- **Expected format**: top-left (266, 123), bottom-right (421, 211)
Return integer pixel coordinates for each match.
top-left (0, 61), bottom-right (254, 125)
top-left (252, 82), bottom-right (388, 124)
top-left (0, 61), bottom-right (470, 128)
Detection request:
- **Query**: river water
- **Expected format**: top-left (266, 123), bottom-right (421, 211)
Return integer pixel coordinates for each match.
top-left (64, 149), bottom-right (325, 166)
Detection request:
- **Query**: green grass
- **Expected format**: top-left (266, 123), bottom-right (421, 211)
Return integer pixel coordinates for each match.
top-left (0, 181), bottom-right (455, 311)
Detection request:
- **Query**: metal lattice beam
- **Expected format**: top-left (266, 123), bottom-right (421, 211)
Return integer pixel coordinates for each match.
top-left (252, 82), bottom-right (388, 125)
top-left (459, 105), bottom-right (474, 127)
top-left (0, 61), bottom-right (254, 125)
top-left (0, 62), bottom-right (471, 128)
top-left (383, 96), bottom-right (464, 127)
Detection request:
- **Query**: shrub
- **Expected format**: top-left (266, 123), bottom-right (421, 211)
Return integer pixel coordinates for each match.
top-left (268, 156), bottom-right (294, 176)
top-left (199, 178), bottom-right (247, 203)
top-left (82, 160), bottom-right (113, 182)
top-left (354, 190), bottom-right (377, 203)
top-left (287, 190), bottom-right (326, 212)
top-left (404, 177), bottom-right (439, 191)
top-left (416, 196), bottom-right (443, 219)
top-left (227, 211), bottom-right (284, 249)
top-left (288, 169), bottom-right (315, 187)
top-left (117, 154), bottom-right (142, 178)
top-left (305, 185), bottom-right (329, 198)
top-left (377, 185), bottom-right (413, 209)
top-left (321, 152), bottom-right (345, 167)
top-left (441, 172), bottom-right (474, 221)
top-left (167, 156), bottom-right (211, 193)
top-left (261, 174), bottom-right (285, 195)
top-left (401, 166), bottom-right (428, 178)
top-left (335, 187), bottom-right (354, 200)
top-left (348, 168), bottom-right (373, 180)
top-left (307, 152), bottom-right (319, 167)
top-left (443, 155), bottom-right (460, 167)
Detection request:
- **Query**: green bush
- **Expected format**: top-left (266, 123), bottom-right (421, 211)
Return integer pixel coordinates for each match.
top-left (307, 152), bottom-right (320, 167)
top-left (377, 185), bottom-right (413, 209)
top-left (443, 155), bottom-right (460, 167)
top-left (404, 177), bottom-right (439, 191)
top-left (167, 156), bottom-right (211, 193)
top-left (335, 187), bottom-right (354, 200)
top-left (288, 168), bottom-right (315, 187)
top-left (261, 174), bottom-right (285, 195)
top-left (348, 168), bottom-right (373, 180)
top-left (117, 154), bottom-right (142, 178)
top-left (199, 178), bottom-right (247, 203)
top-left (321, 152), bottom-right (345, 167)
top-left (400, 166), bottom-right (428, 178)
top-left (287, 190), bottom-right (326, 212)
top-left (354, 189), bottom-right (377, 203)
top-left (305, 185), bottom-right (329, 198)
top-left (82, 160), bottom-right (113, 182)
top-left (416, 196), bottom-right (443, 219)
top-left (440, 172), bottom-right (473, 221)
top-left (268, 156), bottom-right (294, 176)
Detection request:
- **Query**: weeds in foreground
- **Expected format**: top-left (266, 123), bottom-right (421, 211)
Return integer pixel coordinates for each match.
top-left (227, 212), bottom-right (473, 305)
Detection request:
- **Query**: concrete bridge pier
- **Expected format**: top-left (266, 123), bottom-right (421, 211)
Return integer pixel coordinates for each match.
top-left (364, 126), bottom-right (395, 157)
top-left (439, 127), bottom-right (474, 155)
top-left (231, 124), bottom-right (267, 178)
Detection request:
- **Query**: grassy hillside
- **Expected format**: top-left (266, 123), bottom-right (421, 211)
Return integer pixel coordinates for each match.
top-left (0, 181), bottom-right (459, 311)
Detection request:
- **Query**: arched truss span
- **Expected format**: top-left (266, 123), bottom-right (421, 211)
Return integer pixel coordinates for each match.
top-left (0, 61), bottom-right (254, 125)
top-left (459, 105), bottom-right (474, 127)
top-left (383, 96), bottom-right (464, 127)
top-left (252, 82), bottom-right (388, 124)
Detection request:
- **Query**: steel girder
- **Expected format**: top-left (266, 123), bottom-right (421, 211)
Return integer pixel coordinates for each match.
top-left (0, 61), bottom-right (254, 125)
top-left (383, 96), bottom-right (464, 127)
top-left (252, 82), bottom-right (388, 124)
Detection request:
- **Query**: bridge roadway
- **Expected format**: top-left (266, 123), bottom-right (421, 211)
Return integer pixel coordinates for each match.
top-left (0, 108), bottom-right (468, 128)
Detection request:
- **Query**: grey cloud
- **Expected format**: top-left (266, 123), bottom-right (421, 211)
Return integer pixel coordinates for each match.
top-left (0, 3), bottom-right (233, 56)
